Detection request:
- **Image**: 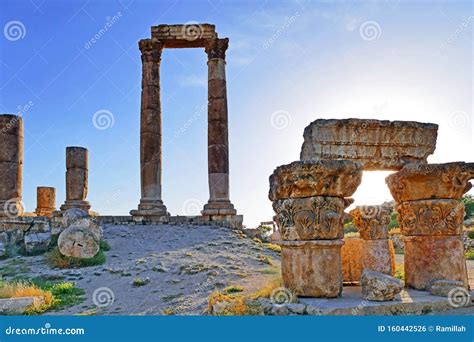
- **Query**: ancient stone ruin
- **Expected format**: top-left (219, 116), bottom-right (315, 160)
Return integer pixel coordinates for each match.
top-left (0, 114), bottom-right (23, 217)
top-left (0, 24), bottom-right (244, 260)
top-left (130, 24), bottom-right (239, 226)
top-left (386, 162), bottom-right (473, 290)
top-left (270, 118), bottom-right (472, 299)
top-left (35, 186), bottom-right (56, 217)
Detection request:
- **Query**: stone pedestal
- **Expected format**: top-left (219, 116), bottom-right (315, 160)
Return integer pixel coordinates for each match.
top-left (0, 114), bottom-right (23, 217)
top-left (280, 240), bottom-right (344, 297)
top-left (270, 160), bottom-right (362, 297)
top-left (202, 38), bottom-right (237, 217)
top-left (386, 162), bottom-right (473, 290)
top-left (349, 205), bottom-right (394, 276)
top-left (131, 39), bottom-right (168, 218)
top-left (404, 235), bottom-right (468, 290)
top-left (35, 187), bottom-right (56, 217)
top-left (60, 147), bottom-right (91, 213)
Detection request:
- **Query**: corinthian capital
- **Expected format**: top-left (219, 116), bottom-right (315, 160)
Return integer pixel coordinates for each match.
top-left (139, 39), bottom-right (163, 62)
top-left (205, 38), bottom-right (229, 59)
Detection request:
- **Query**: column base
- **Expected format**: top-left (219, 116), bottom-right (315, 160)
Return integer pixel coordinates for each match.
top-left (35, 208), bottom-right (55, 217)
top-left (60, 200), bottom-right (91, 213)
top-left (280, 240), bottom-right (344, 298)
top-left (0, 199), bottom-right (24, 218)
top-left (404, 235), bottom-right (468, 290)
top-left (130, 199), bottom-right (169, 217)
top-left (201, 200), bottom-right (237, 216)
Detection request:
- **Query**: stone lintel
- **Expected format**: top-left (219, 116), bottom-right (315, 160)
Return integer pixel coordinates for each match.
top-left (151, 24), bottom-right (218, 48)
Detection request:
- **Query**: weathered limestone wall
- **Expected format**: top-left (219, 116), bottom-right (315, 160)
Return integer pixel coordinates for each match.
top-left (60, 147), bottom-right (91, 213)
top-left (300, 119), bottom-right (438, 170)
top-left (0, 114), bottom-right (23, 217)
top-left (35, 187), bottom-right (56, 217)
top-left (270, 160), bottom-right (362, 297)
top-left (386, 162), bottom-right (473, 290)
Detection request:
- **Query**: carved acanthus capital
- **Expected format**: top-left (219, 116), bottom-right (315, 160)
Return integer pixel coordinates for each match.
top-left (205, 38), bottom-right (229, 60)
top-left (397, 199), bottom-right (464, 236)
top-left (273, 196), bottom-right (352, 240)
top-left (349, 205), bottom-right (392, 240)
top-left (139, 39), bottom-right (163, 63)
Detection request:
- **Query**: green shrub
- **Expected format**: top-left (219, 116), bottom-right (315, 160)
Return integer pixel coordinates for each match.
top-left (465, 249), bottom-right (474, 260)
top-left (462, 195), bottom-right (474, 219)
top-left (45, 248), bottom-right (106, 269)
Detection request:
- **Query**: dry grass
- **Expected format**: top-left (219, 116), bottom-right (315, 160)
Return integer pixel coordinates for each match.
top-left (264, 243), bottom-right (281, 253)
top-left (250, 277), bottom-right (283, 299)
top-left (208, 276), bottom-right (285, 316)
top-left (0, 281), bottom-right (54, 313)
top-left (394, 263), bottom-right (405, 281)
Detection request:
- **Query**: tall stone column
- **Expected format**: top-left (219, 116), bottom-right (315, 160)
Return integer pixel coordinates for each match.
top-left (386, 162), bottom-right (473, 290)
top-left (131, 39), bottom-right (168, 217)
top-left (0, 114), bottom-right (23, 217)
top-left (35, 186), bottom-right (56, 217)
top-left (349, 204), bottom-right (395, 276)
top-left (60, 147), bottom-right (91, 213)
top-left (202, 38), bottom-right (236, 218)
top-left (270, 160), bottom-right (362, 297)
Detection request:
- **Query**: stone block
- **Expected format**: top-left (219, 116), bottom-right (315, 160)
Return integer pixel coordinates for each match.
top-left (386, 162), bottom-right (474, 201)
top-left (280, 240), bottom-right (344, 297)
top-left (300, 119), bottom-right (438, 170)
top-left (360, 269), bottom-right (403, 301)
top-left (269, 160), bottom-right (362, 201)
top-left (341, 237), bottom-right (363, 283)
top-left (404, 235), bottom-right (468, 290)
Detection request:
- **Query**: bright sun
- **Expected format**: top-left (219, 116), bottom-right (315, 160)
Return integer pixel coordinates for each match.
top-left (350, 171), bottom-right (396, 209)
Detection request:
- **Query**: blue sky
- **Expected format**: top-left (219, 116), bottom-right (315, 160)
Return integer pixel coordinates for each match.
top-left (0, 0), bottom-right (472, 227)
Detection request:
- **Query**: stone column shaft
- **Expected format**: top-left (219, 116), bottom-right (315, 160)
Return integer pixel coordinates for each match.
top-left (131, 39), bottom-right (167, 217)
top-left (349, 205), bottom-right (395, 276)
top-left (35, 186), bottom-right (56, 217)
top-left (60, 146), bottom-right (91, 212)
top-left (0, 114), bottom-right (23, 217)
top-left (202, 38), bottom-right (236, 217)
